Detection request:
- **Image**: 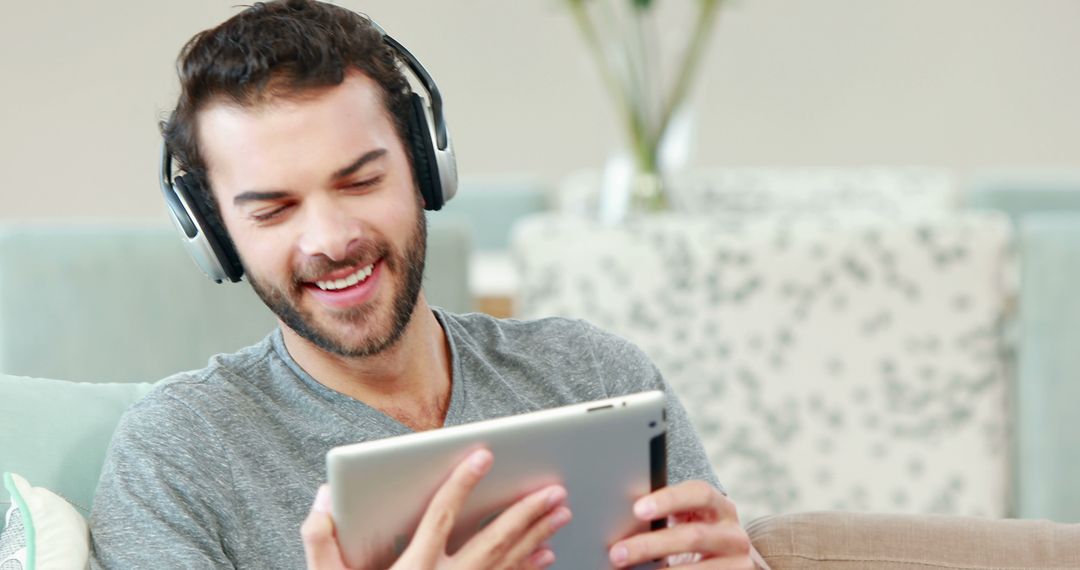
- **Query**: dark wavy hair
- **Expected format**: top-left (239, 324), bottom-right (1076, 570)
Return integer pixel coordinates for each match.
top-left (162, 0), bottom-right (413, 239)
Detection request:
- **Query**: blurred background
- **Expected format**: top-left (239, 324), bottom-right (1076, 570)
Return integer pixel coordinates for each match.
top-left (1, 0), bottom-right (1078, 220)
top-left (2, 0), bottom-right (1079, 526)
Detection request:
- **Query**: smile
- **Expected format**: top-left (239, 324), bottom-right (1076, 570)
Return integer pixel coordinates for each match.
top-left (314, 263), bottom-right (375, 291)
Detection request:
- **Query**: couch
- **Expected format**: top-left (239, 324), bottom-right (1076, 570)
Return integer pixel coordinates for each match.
top-left (4, 374), bottom-right (1079, 569)
top-left (4, 170), bottom-right (1080, 568)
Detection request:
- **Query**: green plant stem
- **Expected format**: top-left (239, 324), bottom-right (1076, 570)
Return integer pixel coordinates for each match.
top-left (567, 1), bottom-right (653, 174)
top-left (630, 4), bottom-right (654, 135)
top-left (566, 0), bottom-right (722, 214)
top-left (655, 0), bottom-right (722, 158)
top-left (596, 0), bottom-right (637, 115)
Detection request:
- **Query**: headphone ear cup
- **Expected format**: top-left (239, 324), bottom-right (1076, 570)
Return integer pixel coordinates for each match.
top-left (173, 174), bottom-right (245, 282)
top-left (405, 93), bottom-right (443, 211)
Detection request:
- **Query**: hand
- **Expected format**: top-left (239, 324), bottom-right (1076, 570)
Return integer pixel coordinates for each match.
top-left (608, 480), bottom-right (758, 569)
top-left (301, 448), bottom-right (573, 570)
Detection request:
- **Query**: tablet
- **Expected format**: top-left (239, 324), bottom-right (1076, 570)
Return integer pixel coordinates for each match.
top-left (326, 390), bottom-right (667, 569)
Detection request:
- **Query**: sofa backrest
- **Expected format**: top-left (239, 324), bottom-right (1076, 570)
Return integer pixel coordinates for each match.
top-left (966, 172), bottom-right (1080, 523)
top-left (0, 221), bottom-right (471, 383)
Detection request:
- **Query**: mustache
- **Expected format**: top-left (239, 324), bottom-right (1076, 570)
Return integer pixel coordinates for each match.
top-left (291, 240), bottom-right (391, 285)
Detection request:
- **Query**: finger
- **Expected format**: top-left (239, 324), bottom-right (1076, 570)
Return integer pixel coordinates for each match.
top-left (502, 505), bottom-right (571, 565)
top-left (523, 547), bottom-right (556, 569)
top-left (634, 481), bottom-right (734, 523)
top-left (454, 484), bottom-right (568, 565)
top-left (408, 449), bottom-right (493, 557)
top-left (301, 485), bottom-right (348, 570)
top-left (609, 522), bottom-right (751, 568)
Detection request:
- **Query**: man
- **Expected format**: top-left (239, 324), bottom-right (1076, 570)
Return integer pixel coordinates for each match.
top-left (90, 1), bottom-right (763, 568)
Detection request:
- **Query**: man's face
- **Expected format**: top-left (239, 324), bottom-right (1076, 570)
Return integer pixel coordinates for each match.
top-left (197, 71), bottom-right (426, 358)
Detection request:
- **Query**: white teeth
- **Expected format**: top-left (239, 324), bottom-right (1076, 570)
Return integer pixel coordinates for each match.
top-left (315, 263), bottom-right (375, 291)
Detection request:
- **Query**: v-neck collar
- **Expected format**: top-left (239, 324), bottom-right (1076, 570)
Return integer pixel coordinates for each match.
top-left (270, 307), bottom-right (467, 435)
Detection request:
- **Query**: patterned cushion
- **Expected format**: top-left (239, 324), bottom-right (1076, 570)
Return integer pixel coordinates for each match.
top-left (512, 212), bottom-right (1014, 521)
top-left (555, 168), bottom-right (957, 219)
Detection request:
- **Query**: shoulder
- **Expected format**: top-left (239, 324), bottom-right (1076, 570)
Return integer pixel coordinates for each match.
top-left (443, 310), bottom-right (588, 343)
top-left (114, 334), bottom-right (278, 447)
top-left (441, 310), bottom-right (622, 358)
top-left (440, 310), bottom-right (661, 393)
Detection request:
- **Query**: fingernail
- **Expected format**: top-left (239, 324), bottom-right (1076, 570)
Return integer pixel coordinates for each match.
top-left (550, 506), bottom-right (572, 529)
top-left (470, 449), bottom-right (492, 474)
top-left (610, 544), bottom-right (628, 565)
top-left (313, 485), bottom-right (331, 514)
top-left (533, 549), bottom-right (555, 567)
top-left (634, 498), bottom-right (655, 519)
top-left (546, 486), bottom-right (567, 508)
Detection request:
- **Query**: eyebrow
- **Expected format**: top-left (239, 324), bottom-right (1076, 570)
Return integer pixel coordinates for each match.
top-left (232, 148), bottom-right (388, 206)
top-left (233, 190), bottom-right (290, 206)
top-left (332, 148), bottom-right (387, 180)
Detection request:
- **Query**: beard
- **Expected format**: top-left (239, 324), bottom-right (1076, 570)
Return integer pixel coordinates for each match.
top-left (246, 208), bottom-right (427, 359)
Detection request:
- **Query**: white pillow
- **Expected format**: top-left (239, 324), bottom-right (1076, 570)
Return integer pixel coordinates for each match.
top-left (0, 472), bottom-right (89, 570)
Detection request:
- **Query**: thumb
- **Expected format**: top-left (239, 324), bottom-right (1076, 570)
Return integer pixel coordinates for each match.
top-left (301, 485), bottom-right (349, 570)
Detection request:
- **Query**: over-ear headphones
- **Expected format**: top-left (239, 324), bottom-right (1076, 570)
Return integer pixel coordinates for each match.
top-left (159, 25), bottom-right (458, 284)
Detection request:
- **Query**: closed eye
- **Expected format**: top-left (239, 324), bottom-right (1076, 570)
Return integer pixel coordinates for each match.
top-left (346, 175), bottom-right (383, 191)
top-left (248, 176), bottom-right (382, 223)
top-left (251, 204), bottom-right (293, 222)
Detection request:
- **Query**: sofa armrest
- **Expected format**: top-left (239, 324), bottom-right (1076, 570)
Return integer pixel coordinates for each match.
top-left (747, 511), bottom-right (1080, 569)
top-left (0, 375), bottom-right (154, 517)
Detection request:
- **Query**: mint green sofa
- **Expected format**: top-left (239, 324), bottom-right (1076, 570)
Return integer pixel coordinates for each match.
top-left (4, 170), bottom-right (1080, 535)
top-left (0, 219), bottom-right (471, 383)
top-left (439, 175), bottom-right (550, 251)
top-left (966, 170), bottom-right (1080, 523)
top-left (0, 375), bottom-right (151, 518)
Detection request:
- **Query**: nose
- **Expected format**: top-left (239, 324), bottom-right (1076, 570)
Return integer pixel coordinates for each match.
top-left (296, 196), bottom-right (361, 262)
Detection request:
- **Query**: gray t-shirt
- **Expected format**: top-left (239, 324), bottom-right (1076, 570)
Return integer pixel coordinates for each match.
top-left (90, 310), bottom-right (720, 569)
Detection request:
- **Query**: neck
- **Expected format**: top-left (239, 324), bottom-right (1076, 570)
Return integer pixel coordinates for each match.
top-left (280, 294), bottom-right (452, 431)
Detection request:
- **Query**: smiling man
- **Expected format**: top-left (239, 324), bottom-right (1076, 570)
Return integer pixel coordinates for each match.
top-left (89, 1), bottom-right (762, 569)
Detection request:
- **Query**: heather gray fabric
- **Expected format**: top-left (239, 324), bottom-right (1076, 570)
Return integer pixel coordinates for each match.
top-left (89, 309), bottom-right (721, 569)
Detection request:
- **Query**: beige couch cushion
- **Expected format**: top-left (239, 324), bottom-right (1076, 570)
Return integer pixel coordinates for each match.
top-left (747, 511), bottom-right (1080, 569)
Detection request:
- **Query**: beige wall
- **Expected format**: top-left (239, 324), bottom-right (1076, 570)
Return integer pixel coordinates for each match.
top-left (2, 0), bottom-right (1078, 221)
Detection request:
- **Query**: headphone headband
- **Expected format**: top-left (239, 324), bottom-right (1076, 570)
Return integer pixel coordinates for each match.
top-left (368, 20), bottom-right (449, 151)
